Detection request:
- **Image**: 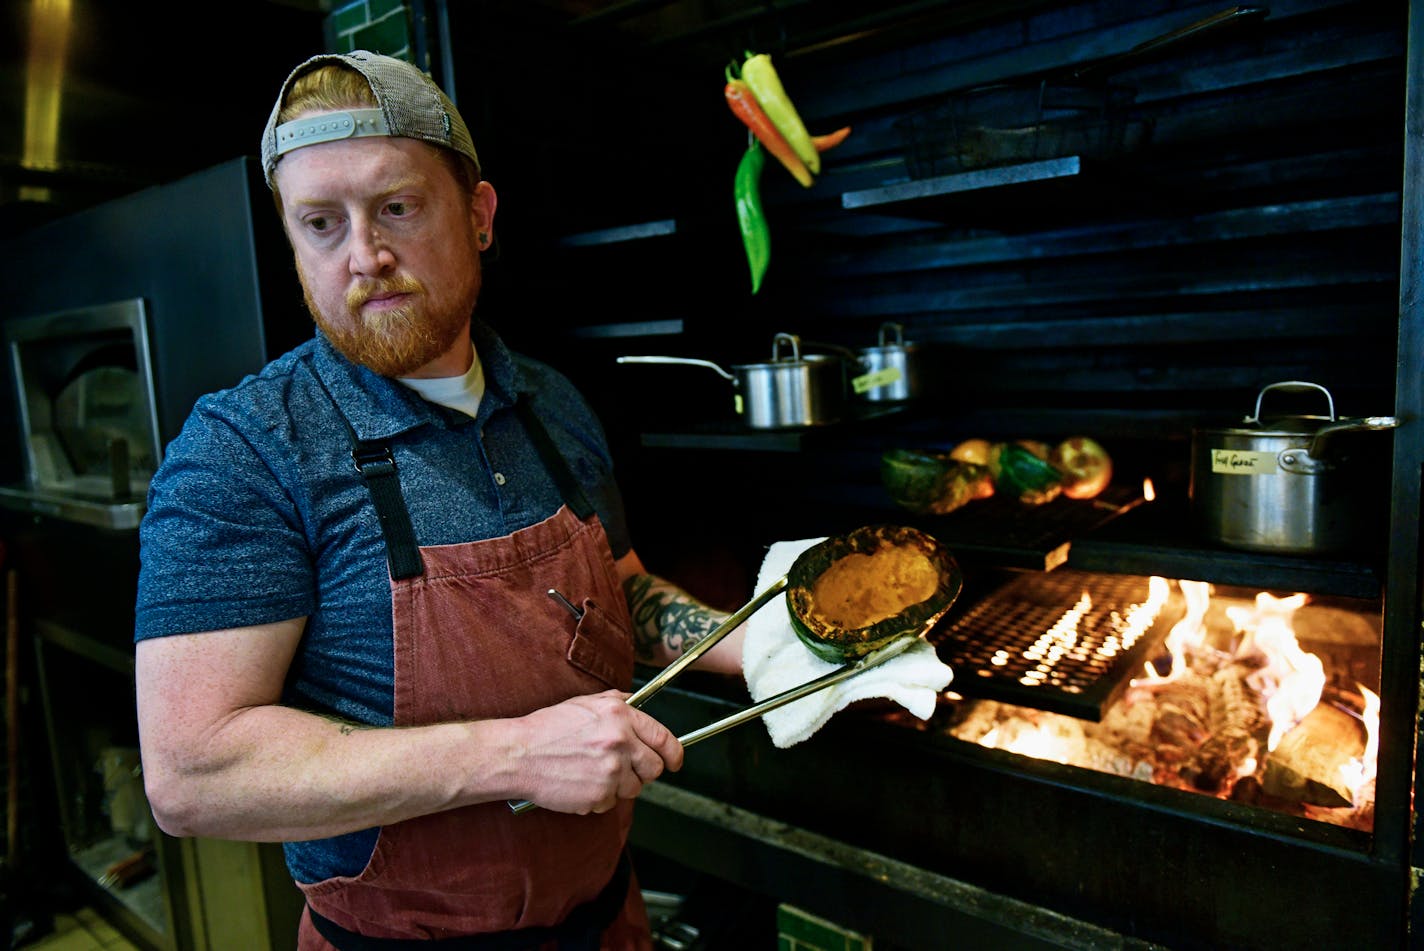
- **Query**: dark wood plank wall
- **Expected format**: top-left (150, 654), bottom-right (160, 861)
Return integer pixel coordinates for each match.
top-left (455, 0), bottom-right (1405, 602)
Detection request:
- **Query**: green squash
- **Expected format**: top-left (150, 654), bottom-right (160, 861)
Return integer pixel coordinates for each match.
top-left (881, 448), bottom-right (992, 515)
top-left (989, 442), bottom-right (1064, 505)
top-left (786, 525), bottom-right (963, 663)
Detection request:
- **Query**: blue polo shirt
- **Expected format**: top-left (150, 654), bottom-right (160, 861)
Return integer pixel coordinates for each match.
top-left (135, 320), bottom-right (631, 881)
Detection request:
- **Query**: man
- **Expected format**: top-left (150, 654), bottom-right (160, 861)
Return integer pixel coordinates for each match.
top-left (134, 51), bottom-right (743, 950)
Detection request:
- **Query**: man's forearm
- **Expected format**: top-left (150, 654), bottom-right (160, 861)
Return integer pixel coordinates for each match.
top-left (622, 573), bottom-right (742, 672)
top-left (141, 703), bottom-right (521, 841)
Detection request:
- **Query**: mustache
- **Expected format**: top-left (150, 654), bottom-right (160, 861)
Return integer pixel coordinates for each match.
top-left (346, 274), bottom-right (424, 312)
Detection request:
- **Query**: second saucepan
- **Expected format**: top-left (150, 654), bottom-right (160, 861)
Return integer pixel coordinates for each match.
top-left (855, 322), bottom-right (924, 403)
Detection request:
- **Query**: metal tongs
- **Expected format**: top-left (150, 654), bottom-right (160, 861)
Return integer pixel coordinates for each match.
top-left (508, 576), bottom-right (919, 814)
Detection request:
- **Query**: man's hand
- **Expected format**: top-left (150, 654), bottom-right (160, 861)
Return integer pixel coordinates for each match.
top-left (508, 690), bottom-right (684, 814)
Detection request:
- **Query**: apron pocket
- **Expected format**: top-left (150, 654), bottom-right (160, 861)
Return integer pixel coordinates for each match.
top-left (566, 599), bottom-right (635, 690)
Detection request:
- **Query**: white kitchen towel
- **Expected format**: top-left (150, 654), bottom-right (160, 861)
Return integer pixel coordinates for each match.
top-left (741, 537), bottom-right (955, 748)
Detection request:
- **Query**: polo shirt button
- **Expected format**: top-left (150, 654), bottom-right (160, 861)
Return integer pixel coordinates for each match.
top-left (493, 472), bottom-right (507, 485)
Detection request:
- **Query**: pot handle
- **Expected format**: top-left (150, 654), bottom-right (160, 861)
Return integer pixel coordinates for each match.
top-left (615, 355), bottom-right (736, 383)
top-left (878, 321), bottom-right (906, 347)
top-left (1306, 415), bottom-right (1401, 459)
top-left (771, 333), bottom-right (803, 363)
top-left (1246, 380), bottom-right (1335, 424)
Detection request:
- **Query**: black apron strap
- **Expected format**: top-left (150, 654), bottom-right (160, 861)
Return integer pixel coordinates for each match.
top-left (309, 372), bottom-right (594, 578)
top-left (515, 398), bottom-right (596, 521)
top-left (307, 850), bottom-right (630, 951)
top-left (347, 440), bottom-right (425, 580)
top-left (310, 369), bottom-right (425, 580)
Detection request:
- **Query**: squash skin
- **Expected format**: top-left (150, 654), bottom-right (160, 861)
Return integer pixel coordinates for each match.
top-left (786, 525), bottom-right (962, 663)
top-left (989, 442), bottom-right (1065, 505)
top-left (881, 448), bottom-right (992, 514)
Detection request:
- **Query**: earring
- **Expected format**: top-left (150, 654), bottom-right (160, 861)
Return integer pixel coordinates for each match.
top-left (478, 231), bottom-right (489, 248)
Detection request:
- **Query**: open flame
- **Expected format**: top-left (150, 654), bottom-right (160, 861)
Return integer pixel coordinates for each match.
top-left (1338, 685), bottom-right (1379, 803)
top-left (950, 578), bottom-right (1380, 829)
top-left (1233, 592), bottom-right (1325, 751)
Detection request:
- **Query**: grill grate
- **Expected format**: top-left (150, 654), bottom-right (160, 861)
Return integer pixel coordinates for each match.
top-left (936, 570), bottom-right (1181, 721)
top-left (918, 483), bottom-right (1146, 571)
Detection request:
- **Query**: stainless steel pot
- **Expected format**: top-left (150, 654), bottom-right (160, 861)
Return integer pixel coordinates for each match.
top-left (854, 322), bottom-right (923, 403)
top-left (1189, 381), bottom-right (1400, 554)
top-left (617, 333), bottom-right (846, 429)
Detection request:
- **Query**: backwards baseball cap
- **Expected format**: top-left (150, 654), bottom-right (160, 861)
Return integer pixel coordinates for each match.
top-left (260, 50), bottom-right (480, 189)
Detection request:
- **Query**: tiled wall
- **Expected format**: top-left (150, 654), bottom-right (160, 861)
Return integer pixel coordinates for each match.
top-left (324, 0), bottom-right (412, 60)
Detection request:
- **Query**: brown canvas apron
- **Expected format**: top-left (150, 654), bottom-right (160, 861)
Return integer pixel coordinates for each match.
top-left (298, 384), bottom-right (651, 950)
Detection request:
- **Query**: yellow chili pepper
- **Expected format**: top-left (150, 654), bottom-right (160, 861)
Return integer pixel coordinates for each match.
top-left (725, 70), bottom-right (813, 188)
top-left (740, 52), bottom-right (820, 176)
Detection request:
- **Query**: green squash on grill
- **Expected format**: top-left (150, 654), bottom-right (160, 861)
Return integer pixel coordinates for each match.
top-left (880, 448), bottom-right (993, 515)
top-left (786, 525), bottom-right (963, 663)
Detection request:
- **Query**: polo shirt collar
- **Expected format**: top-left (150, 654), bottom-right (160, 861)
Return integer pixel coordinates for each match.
top-left (310, 318), bottom-right (526, 441)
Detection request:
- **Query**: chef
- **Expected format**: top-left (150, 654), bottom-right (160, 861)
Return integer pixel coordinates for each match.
top-left (133, 50), bottom-right (744, 950)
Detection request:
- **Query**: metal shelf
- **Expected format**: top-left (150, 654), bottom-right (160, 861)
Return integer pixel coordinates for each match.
top-left (557, 218), bottom-right (678, 247)
top-left (842, 156), bottom-right (1086, 214)
top-left (637, 403), bottom-right (915, 452)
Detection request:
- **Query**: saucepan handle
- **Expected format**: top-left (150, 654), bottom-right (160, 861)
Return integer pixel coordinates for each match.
top-left (616, 355), bottom-right (737, 383)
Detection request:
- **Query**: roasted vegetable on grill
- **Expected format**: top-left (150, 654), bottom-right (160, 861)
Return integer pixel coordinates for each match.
top-left (881, 448), bottom-right (993, 514)
top-left (988, 442), bottom-right (1065, 505)
top-left (1049, 436), bottom-right (1114, 499)
top-left (948, 438), bottom-right (993, 466)
top-left (787, 524), bottom-right (962, 663)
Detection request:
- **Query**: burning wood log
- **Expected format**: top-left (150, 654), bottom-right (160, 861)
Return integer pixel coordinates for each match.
top-left (1260, 702), bottom-right (1365, 807)
top-left (1194, 663), bottom-right (1265, 792)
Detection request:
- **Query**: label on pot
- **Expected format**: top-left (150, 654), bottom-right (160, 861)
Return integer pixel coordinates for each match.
top-left (852, 366), bottom-right (902, 394)
top-left (1209, 448), bottom-right (1278, 475)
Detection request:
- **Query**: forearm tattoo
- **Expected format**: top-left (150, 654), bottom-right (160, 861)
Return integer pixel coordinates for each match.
top-left (314, 710), bottom-right (369, 735)
top-left (623, 574), bottom-right (730, 663)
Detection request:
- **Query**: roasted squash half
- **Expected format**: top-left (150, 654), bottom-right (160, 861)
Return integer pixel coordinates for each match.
top-left (786, 524), bottom-right (962, 663)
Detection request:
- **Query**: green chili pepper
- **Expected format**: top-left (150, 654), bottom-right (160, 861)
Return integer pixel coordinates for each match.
top-left (735, 140), bottom-right (770, 294)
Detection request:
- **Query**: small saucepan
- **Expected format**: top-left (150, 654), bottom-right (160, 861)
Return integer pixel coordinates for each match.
top-left (854, 322), bottom-right (924, 404)
top-left (618, 332), bottom-right (846, 429)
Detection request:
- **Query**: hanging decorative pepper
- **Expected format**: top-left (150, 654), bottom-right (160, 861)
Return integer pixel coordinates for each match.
top-left (735, 139), bottom-right (770, 294)
top-left (724, 68), bottom-right (813, 188)
top-left (740, 52), bottom-right (820, 176)
top-left (812, 125), bottom-right (852, 153)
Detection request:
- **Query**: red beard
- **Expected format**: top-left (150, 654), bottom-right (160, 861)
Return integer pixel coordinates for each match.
top-left (302, 269), bottom-right (477, 377)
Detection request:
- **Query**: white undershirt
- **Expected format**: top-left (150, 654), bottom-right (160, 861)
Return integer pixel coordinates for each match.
top-left (397, 347), bottom-right (485, 419)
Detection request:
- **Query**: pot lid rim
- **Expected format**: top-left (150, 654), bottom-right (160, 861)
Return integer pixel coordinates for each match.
top-left (1202, 414), bottom-right (1334, 436)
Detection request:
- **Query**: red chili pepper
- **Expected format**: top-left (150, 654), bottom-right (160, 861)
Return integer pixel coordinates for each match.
top-left (724, 72), bottom-right (813, 188)
top-left (812, 126), bottom-right (852, 153)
